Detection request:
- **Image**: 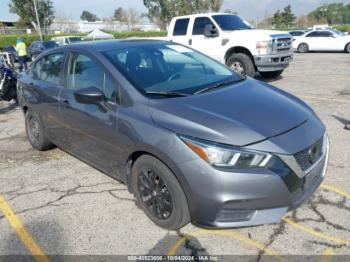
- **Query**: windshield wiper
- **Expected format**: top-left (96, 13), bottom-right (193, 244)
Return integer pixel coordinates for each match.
top-left (145, 91), bottom-right (189, 97)
top-left (194, 78), bottom-right (245, 95)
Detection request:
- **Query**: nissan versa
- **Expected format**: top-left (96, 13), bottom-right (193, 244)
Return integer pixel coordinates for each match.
top-left (17, 40), bottom-right (329, 230)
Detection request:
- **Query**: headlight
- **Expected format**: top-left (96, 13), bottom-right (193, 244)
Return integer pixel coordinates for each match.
top-left (256, 40), bottom-right (274, 55)
top-left (180, 136), bottom-right (272, 168)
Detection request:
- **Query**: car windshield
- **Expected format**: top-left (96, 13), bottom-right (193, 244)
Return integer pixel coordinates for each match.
top-left (329, 28), bottom-right (345, 36)
top-left (212, 15), bottom-right (253, 31)
top-left (43, 41), bottom-right (58, 49)
top-left (103, 43), bottom-right (243, 97)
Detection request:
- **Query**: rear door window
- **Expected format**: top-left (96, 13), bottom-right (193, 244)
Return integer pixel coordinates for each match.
top-left (33, 52), bottom-right (64, 85)
top-left (173, 18), bottom-right (190, 36)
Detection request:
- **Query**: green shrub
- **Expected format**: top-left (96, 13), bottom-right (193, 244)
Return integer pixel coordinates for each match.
top-left (333, 24), bottom-right (350, 32)
top-left (0, 31), bottom-right (167, 49)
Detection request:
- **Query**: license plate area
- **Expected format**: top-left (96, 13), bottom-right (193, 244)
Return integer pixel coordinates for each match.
top-left (303, 159), bottom-right (324, 189)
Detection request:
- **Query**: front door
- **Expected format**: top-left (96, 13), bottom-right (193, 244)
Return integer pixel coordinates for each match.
top-left (58, 51), bottom-right (122, 177)
top-left (190, 17), bottom-right (223, 62)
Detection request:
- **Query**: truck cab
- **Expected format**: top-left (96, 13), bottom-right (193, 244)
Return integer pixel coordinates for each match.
top-left (167, 13), bottom-right (293, 78)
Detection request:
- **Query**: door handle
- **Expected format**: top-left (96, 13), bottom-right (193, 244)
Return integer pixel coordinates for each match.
top-left (188, 39), bottom-right (192, 45)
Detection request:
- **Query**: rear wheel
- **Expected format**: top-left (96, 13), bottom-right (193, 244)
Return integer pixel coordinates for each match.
top-left (226, 53), bottom-right (256, 77)
top-left (298, 43), bottom-right (309, 53)
top-left (259, 70), bottom-right (284, 79)
top-left (345, 43), bottom-right (350, 53)
top-left (25, 109), bottom-right (53, 151)
top-left (132, 155), bottom-right (190, 230)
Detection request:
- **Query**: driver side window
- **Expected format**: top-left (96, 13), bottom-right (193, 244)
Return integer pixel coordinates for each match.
top-left (67, 52), bottom-right (119, 103)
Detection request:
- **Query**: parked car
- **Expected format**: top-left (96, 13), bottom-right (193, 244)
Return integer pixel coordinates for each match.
top-left (52, 36), bottom-right (84, 46)
top-left (17, 40), bottom-right (329, 230)
top-left (158, 13), bottom-right (293, 78)
top-left (1, 45), bottom-right (19, 62)
top-left (293, 29), bottom-right (350, 53)
top-left (28, 41), bottom-right (58, 60)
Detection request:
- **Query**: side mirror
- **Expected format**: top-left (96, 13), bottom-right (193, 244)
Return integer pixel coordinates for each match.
top-left (74, 86), bottom-right (104, 104)
top-left (204, 24), bottom-right (219, 38)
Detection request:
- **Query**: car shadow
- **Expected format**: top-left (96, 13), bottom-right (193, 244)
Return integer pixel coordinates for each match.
top-left (254, 73), bottom-right (283, 83)
top-left (148, 230), bottom-right (209, 258)
top-left (332, 115), bottom-right (349, 125)
top-left (0, 102), bottom-right (18, 115)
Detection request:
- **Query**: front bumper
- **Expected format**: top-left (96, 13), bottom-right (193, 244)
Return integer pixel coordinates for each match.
top-left (179, 133), bottom-right (329, 228)
top-left (254, 51), bottom-right (293, 72)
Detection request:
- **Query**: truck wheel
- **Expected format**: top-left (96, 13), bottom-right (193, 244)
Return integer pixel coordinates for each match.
top-left (345, 43), bottom-right (350, 53)
top-left (132, 155), bottom-right (190, 230)
top-left (259, 70), bottom-right (284, 79)
top-left (298, 43), bottom-right (309, 53)
top-left (226, 53), bottom-right (255, 77)
top-left (25, 109), bottom-right (54, 151)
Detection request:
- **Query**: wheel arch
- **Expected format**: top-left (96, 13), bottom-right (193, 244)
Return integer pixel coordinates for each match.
top-left (224, 46), bottom-right (254, 64)
top-left (125, 147), bottom-right (193, 207)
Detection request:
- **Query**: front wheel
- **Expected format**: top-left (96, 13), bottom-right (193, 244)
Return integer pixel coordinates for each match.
top-left (259, 70), bottom-right (284, 79)
top-left (132, 155), bottom-right (190, 230)
top-left (226, 53), bottom-right (256, 77)
top-left (345, 43), bottom-right (350, 53)
top-left (298, 43), bottom-right (309, 53)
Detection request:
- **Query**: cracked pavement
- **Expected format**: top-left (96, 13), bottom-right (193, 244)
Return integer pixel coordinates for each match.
top-left (0, 53), bottom-right (350, 259)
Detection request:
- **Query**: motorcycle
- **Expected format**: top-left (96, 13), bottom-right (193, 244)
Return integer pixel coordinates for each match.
top-left (0, 59), bottom-right (18, 103)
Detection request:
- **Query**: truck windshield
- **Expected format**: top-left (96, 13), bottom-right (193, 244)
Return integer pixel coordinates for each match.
top-left (103, 43), bottom-right (243, 97)
top-left (212, 15), bottom-right (253, 31)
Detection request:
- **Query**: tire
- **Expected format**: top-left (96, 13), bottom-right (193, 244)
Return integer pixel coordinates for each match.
top-left (298, 43), bottom-right (309, 53)
top-left (226, 53), bottom-right (256, 77)
top-left (259, 70), bottom-right (284, 79)
top-left (25, 109), bottom-right (53, 151)
top-left (345, 43), bottom-right (350, 53)
top-left (132, 155), bottom-right (190, 230)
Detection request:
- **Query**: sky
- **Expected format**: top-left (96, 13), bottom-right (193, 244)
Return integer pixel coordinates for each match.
top-left (1, 0), bottom-right (350, 22)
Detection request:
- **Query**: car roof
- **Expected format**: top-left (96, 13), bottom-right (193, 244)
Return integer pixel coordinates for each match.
top-left (57, 39), bottom-right (171, 52)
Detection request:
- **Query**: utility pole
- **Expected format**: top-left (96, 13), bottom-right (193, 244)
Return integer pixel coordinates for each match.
top-left (33, 0), bottom-right (43, 40)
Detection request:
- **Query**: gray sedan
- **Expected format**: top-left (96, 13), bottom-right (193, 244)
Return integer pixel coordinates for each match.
top-left (17, 40), bottom-right (329, 230)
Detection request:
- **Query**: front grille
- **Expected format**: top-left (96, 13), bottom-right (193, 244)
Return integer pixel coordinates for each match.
top-left (276, 37), bottom-right (292, 52)
top-left (294, 138), bottom-right (323, 171)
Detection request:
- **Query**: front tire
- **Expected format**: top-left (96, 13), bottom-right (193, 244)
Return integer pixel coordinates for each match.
top-left (298, 43), bottom-right (309, 53)
top-left (25, 109), bottom-right (54, 151)
top-left (259, 70), bottom-right (284, 79)
top-left (226, 53), bottom-right (256, 77)
top-left (132, 155), bottom-right (190, 230)
top-left (345, 43), bottom-right (350, 53)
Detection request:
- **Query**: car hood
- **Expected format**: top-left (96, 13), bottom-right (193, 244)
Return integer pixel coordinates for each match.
top-left (149, 79), bottom-right (313, 147)
top-left (224, 29), bottom-right (291, 40)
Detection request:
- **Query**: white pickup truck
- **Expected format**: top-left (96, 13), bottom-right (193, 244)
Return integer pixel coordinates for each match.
top-left (163, 13), bottom-right (293, 78)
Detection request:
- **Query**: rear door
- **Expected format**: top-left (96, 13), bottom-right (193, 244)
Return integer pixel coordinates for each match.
top-left (58, 50), bottom-right (122, 177)
top-left (170, 18), bottom-right (191, 46)
top-left (305, 31), bottom-right (322, 50)
top-left (29, 51), bottom-right (65, 141)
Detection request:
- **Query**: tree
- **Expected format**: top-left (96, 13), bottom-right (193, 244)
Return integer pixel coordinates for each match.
top-left (271, 5), bottom-right (296, 29)
top-left (143, 0), bottom-right (224, 30)
top-left (308, 3), bottom-right (350, 24)
top-left (9, 0), bottom-right (54, 33)
top-left (114, 7), bottom-right (127, 23)
top-left (80, 10), bottom-right (98, 22)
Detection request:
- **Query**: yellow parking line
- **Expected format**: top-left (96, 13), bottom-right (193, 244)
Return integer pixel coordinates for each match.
top-left (321, 183), bottom-right (350, 200)
top-left (167, 229), bottom-right (286, 262)
top-left (320, 248), bottom-right (334, 262)
top-left (283, 182), bottom-right (350, 246)
top-left (0, 195), bottom-right (49, 262)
